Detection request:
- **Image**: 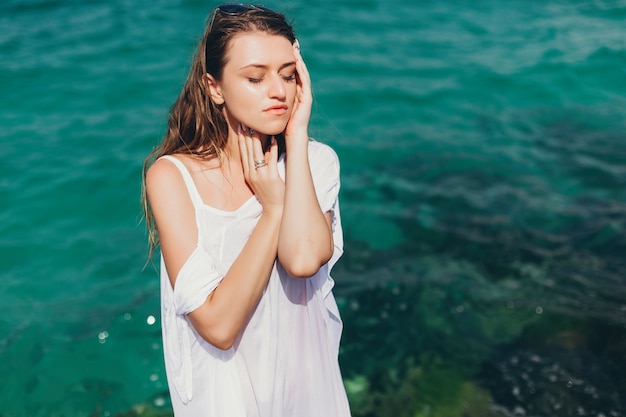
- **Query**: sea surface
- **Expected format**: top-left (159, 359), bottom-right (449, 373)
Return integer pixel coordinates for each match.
top-left (1, 0), bottom-right (625, 416)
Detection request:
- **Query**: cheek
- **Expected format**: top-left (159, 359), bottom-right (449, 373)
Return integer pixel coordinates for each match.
top-left (221, 85), bottom-right (258, 117)
top-left (227, 84), bottom-right (257, 105)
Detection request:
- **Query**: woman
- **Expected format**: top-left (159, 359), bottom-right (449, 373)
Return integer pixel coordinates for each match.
top-left (142, 4), bottom-right (351, 416)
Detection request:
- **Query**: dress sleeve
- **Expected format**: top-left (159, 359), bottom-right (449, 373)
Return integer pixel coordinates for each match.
top-left (172, 244), bottom-right (223, 314)
top-left (309, 141), bottom-right (344, 272)
top-left (161, 244), bottom-right (225, 404)
top-left (308, 142), bottom-right (345, 352)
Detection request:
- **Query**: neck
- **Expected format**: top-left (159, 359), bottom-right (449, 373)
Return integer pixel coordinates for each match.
top-left (224, 126), bottom-right (270, 164)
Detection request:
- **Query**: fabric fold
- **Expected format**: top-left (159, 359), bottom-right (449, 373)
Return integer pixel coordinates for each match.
top-left (309, 141), bottom-right (343, 290)
top-left (162, 244), bottom-right (224, 404)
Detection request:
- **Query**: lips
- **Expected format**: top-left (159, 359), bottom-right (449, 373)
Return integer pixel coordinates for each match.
top-left (264, 104), bottom-right (288, 115)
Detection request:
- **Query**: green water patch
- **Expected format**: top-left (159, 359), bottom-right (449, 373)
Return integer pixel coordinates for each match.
top-left (329, 104), bottom-right (626, 416)
top-left (0, 299), bottom-right (166, 417)
top-left (479, 315), bottom-right (626, 416)
top-left (333, 238), bottom-right (625, 415)
top-left (345, 364), bottom-right (498, 417)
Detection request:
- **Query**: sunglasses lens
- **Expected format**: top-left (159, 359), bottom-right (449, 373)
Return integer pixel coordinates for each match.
top-left (217, 3), bottom-right (276, 15)
top-left (217, 4), bottom-right (250, 14)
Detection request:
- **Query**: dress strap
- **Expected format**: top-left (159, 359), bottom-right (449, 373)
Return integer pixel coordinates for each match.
top-left (159, 155), bottom-right (205, 209)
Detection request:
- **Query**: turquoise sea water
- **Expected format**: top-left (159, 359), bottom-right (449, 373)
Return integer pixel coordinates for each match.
top-left (1, 0), bottom-right (625, 416)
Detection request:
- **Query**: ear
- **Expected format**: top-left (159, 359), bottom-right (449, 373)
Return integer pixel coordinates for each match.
top-left (202, 73), bottom-right (225, 105)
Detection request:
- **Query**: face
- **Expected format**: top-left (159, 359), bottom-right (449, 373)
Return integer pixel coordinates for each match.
top-left (210, 31), bottom-right (297, 136)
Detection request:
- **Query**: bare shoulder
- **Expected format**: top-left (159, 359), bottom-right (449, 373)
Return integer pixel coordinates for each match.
top-left (146, 157), bottom-right (189, 200)
top-left (145, 155), bottom-right (199, 283)
top-left (145, 156), bottom-right (192, 213)
top-left (146, 157), bottom-right (179, 189)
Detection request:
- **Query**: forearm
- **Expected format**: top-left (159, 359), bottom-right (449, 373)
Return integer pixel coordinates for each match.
top-left (278, 139), bottom-right (333, 277)
top-left (188, 210), bottom-right (281, 349)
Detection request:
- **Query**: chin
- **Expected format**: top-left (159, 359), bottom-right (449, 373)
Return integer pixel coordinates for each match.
top-left (264, 128), bottom-right (285, 136)
top-left (261, 121), bottom-right (288, 136)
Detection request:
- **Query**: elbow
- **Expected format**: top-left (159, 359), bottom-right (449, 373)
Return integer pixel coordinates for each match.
top-left (278, 235), bottom-right (334, 278)
top-left (279, 245), bottom-right (332, 278)
top-left (282, 255), bottom-right (330, 278)
top-left (285, 264), bottom-right (318, 278)
top-left (211, 335), bottom-right (236, 351)
top-left (197, 326), bottom-right (237, 350)
top-left (191, 318), bottom-right (238, 350)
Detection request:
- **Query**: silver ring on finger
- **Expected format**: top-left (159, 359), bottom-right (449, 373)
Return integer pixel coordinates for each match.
top-left (254, 160), bottom-right (267, 169)
top-left (248, 127), bottom-right (255, 135)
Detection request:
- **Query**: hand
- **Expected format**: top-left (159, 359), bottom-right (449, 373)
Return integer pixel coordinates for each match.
top-left (238, 124), bottom-right (285, 215)
top-left (284, 40), bottom-right (312, 141)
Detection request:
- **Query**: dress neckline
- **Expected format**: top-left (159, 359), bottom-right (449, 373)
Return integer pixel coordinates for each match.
top-left (198, 194), bottom-right (259, 216)
top-left (160, 155), bottom-right (260, 216)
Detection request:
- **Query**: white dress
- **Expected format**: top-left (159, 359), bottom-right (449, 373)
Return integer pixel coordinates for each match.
top-left (158, 141), bottom-right (351, 417)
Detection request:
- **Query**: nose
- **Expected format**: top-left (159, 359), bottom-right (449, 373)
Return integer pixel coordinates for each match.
top-left (268, 74), bottom-right (286, 100)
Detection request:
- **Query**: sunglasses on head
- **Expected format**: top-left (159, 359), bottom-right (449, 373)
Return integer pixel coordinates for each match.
top-left (216, 3), bottom-right (275, 14)
top-left (208, 3), bottom-right (277, 32)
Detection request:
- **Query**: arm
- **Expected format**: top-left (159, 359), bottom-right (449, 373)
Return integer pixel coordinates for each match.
top-left (278, 140), bottom-right (334, 277)
top-left (146, 131), bottom-right (284, 350)
top-left (277, 41), bottom-right (334, 278)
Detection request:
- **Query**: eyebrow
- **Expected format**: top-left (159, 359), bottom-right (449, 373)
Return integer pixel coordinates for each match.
top-left (239, 61), bottom-right (296, 71)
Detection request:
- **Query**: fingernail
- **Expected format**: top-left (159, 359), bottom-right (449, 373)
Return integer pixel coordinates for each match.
top-left (294, 39), bottom-right (300, 51)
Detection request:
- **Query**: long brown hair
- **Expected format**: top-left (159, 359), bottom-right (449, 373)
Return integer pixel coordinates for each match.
top-left (141, 7), bottom-right (296, 260)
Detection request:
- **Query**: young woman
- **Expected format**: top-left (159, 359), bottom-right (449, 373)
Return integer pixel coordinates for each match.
top-left (142, 4), bottom-right (351, 416)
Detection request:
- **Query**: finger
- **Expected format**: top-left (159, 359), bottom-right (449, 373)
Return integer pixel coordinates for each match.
top-left (294, 66), bottom-right (311, 111)
top-left (242, 124), bottom-right (258, 172)
top-left (238, 124), bottom-right (251, 177)
top-left (294, 40), bottom-right (311, 89)
top-left (267, 136), bottom-right (279, 173)
top-left (252, 135), bottom-right (265, 165)
top-left (247, 136), bottom-right (256, 172)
